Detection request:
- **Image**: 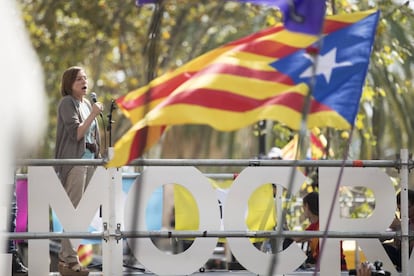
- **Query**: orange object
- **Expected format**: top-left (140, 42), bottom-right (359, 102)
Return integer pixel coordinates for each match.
top-left (353, 160), bottom-right (364, 167)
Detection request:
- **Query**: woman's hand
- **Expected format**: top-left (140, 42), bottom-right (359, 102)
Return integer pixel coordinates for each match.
top-left (92, 102), bottom-right (103, 117)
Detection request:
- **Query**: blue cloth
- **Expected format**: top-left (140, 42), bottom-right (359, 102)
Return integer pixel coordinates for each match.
top-left (270, 11), bottom-right (380, 126)
top-left (52, 176), bottom-right (164, 244)
top-left (122, 178), bottom-right (163, 231)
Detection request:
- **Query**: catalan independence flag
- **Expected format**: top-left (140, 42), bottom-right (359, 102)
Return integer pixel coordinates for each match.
top-left (281, 128), bottom-right (332, 160)
top-left (106, 10), bottom-right (379, 168)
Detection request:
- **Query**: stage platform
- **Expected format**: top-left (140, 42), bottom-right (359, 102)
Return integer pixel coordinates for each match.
top-left (47, 271), bottom-right (350, 276)
top-left (48, 272), bottom-right (255, 276)
top-left (20, 242), bottom-right (351, 276)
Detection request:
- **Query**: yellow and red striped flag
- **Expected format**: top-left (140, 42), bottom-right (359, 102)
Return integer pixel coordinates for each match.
top-left (280, 128), bottom-right (333, 160)
top-left (107, 10), bottom-right (379, 168)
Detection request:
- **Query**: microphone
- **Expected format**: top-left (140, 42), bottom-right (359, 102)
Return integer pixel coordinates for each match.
top-left (90, 92), bottom-right (98, 103)
top-left (90, 92), bottom-right (103, 118)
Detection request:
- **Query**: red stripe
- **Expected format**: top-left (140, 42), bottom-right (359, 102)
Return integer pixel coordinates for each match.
top-left (155, 88), bottom-right (332, 114)
top-left (201, 63), bottom-right (293, 84)
top-left (323, 19), bottom-right (352, 34)
top-left (79, 251), bottom-right (93, 259)
top-left (225, 25), bottom-right (284, 47)
top-left (117, 73), bottom-right (195, 111)
top-left (310, 133), bottom-right (324, 149)
top-left (232, 39), bottom-right (299, 59)
top-left (119, 64), bottom-right (293, 112)
top-left (128, 126), bottom-right (166, 162)
top-left (129, 127), bottom-right (148, 163)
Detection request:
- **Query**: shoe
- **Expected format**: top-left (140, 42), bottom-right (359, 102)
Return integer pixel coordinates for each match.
top-left (12, 251), bottom-right (28, 275)
top-left (58, 261), bottom-right (89, 276)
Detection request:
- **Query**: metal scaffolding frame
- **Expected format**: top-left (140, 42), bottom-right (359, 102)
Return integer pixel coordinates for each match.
top-left (8, 150), bottom-right (412, 275)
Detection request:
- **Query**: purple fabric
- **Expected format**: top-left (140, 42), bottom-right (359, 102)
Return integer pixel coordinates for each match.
top-left (280, 0), bottom-right (326, 35)
top-left (15, 179), bottom-right (28, 244)
top-left (136, 0), bottom-right (157, 5)
top-left (238, 0), bottom-right (326, 35)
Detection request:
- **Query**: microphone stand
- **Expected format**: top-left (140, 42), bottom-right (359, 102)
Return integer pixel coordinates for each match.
top-left (107, 100), bottom-right (116, 147)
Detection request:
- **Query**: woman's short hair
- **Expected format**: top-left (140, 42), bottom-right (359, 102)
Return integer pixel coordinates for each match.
top-left (396, 189), bottom-right (414, 206)
top-left (60, 66), bottom-right (83, 97)
top-left (303, 191), bottom-right (319, 216)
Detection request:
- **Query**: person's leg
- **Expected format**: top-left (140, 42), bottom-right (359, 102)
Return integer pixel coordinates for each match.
top-left (9, 183), bottom-right (28, 275)
top-left (8, 188), bottom-right (16, 253)
top-left (59, 166), bottom-right (88, 266)
top-left (382, 243), bottom-right (401, 272)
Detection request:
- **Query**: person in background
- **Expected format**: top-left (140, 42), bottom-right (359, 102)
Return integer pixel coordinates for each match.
top-left (8, 178), bottom-right (28, 275)
top-left (267, 147), bottom-right (283, 160)
top-left (295, 192), bottom-right (348, 271)
top-left (54, 66), bottom-right (103, 276)
top-left (350, 261), bottom-right (391, 276)
top-left (356, 262), bottom-right (372, 276)
top-left (383, 189), bottom-right (414, 272)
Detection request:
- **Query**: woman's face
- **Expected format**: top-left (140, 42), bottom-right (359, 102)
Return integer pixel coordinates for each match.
top-left (409, 202), bottom-right (414, 220)
top-left (303, 203), bottom-right (311, 218)
top-left (71, 70), bottom-right (88, 100)
top-left (397, 201), bottom-right (414, 220)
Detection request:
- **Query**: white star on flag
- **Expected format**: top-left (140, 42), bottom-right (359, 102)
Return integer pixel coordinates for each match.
top-left (300, 47), bottom-right (353, 83)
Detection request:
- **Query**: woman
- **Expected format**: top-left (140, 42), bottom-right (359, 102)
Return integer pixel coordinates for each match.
top-left (55, 66), bottom-right (103, 276)
top-left (301, 192), bottom-right (320, 267)
top-left (296, 192), bottom-right (348, 271)
top-left (383, 189), bottom-right (414, 272)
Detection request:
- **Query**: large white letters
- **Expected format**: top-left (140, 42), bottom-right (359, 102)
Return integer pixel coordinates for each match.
top-left (319, 168), bottom-right (398, 275)
top-left (223, 167), bottom-right (306, 275)
top-left (26, 166), bottom-right (400, 275)
top-left (124, 167), bottom-right (221, 275)
top-left (28, 167), bottom-right (111, 276)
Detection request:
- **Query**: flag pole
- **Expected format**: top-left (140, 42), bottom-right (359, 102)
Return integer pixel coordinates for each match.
top-left (266, 2), bottom-right (326, 274)
top-left (257, 120), bottom-right (267, 158)
top-left (129, 0), bottom-right (165, 265)
top-left (267, 41), bottom-right (324, 276)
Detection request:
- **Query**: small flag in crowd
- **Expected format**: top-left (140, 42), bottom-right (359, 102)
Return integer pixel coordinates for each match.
top-left (78, 244), bottom-right (94, 266)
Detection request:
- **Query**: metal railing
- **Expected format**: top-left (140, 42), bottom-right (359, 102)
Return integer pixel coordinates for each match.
top-left (7, 152), bottom-right (412, 275)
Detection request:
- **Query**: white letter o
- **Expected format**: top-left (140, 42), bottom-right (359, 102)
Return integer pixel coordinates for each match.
top-left (223, 167), bottom-right (307, 275)
top-left (124, 166), bottom-right (220, 275)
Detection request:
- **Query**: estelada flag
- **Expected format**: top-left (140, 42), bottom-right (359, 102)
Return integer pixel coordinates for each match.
top-left (106, 10), bottom-right (379, 168)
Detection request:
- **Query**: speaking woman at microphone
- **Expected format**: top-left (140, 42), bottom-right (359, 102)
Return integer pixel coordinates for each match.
top-left (54, 66), bottom-right (103, 276)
